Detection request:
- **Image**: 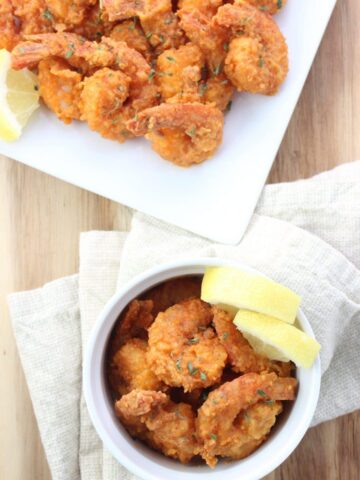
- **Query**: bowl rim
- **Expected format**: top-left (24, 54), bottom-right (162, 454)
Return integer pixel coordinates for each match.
top-left (84, 257), bottom-right (321, 480)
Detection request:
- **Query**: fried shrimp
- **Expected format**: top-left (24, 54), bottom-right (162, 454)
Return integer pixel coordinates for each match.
top-left (109, 299), bottom-right (154, 355)
top-left (201, 74), bottom-right (235, 111)
top-left (212, 307), bottom-right (293, 377)
top-left (239, 0), bottom-right (287, 16)
top-left (110, 20), bottom-right (153, 63)
top-left (102, 0), bottom-right (185, 53)
top-left (11, 33), bottom-right (151, 88)
top-left (178, 8), bottom-right (229, 71)
top-left (146, 298), bottom-right (227, 391)
top-left (109, 338), bottom-right (166, 395)
top-left (38, 57), bottom-right (83, 123)
top-left (116, 389), bottom-right (200, 463)
top-left (156, 43), bottom-right (205, 102)
top-left (44, 0), bottom-right (97, 28)
top-left (127, 102), bottom-right (224, 166)
top-left (80, 67), bottom-right (133, 141)
top-left (0, 0), bottom-right (22, 51)
top-left (213, 2), bottom-right (288, 94)
top-left (196, 372), bottom-right (297, 466)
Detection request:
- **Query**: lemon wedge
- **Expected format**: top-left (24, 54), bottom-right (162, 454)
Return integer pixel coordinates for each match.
top-left (0, 49), bottom-right (40, 141)
top-left (234, 309), bottom-right (320, 368)
top-left (201, 266), bottom-right (301, 324)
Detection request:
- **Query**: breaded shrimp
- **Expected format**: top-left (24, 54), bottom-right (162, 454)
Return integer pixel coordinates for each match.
top-left (38, 57), bottom-right (83, 123)
top-left (102, 0), bottom-right (185, 53)
top-left (156, 43), bottom-right (205, 101)
top-left (127, 102), bottom-right (224, 166)
top-left (0, 0), bottom-right (21, 51)
top-left (110, 19), bottom-right (153, 63)
top-left (214, 3), bottom-right (288, 94)
top-left (109, 338), bottom-right (166, 395)
top-left (212, 307), bottom-right (293, 377)
top-left (109, 299), bottom-right (154, 355)
top-left (11, 33), bottom-right (151, 90)
top-left (146, 298), bottom-right (227, 391)
top-left (238, 0), bottom-right (287, 16)
top-left (178, 8), bottom-right (229, 71)
top-left (200, 73), bottom-right (235, 111)
top-left (80, 67), bottom-right (133, 141)
top-left (116, 389), bottom-right (200, 463)
top-left (43, 0), bottom-right (97, 28)
top-left (178, 0), bottom-right (223, 18)
top-left (196, 372), bottom-right (297, 466)
top-left (71, 4), bottom-right (115, 41)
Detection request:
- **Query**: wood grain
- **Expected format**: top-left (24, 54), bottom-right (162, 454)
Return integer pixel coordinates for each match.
top-left (0, 0), bottom-right (359, 478)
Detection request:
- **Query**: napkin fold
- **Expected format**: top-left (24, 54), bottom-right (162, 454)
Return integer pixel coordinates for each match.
top-left (8, 161), bottom-right (360, 480)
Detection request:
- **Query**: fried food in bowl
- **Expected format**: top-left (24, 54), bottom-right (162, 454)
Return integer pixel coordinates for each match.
top-left (84, 258), bottom-right (320, 479)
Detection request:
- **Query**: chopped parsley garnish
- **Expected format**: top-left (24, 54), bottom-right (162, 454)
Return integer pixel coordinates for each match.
top-left (65, 49), bottom-right (74, 59)
top-left (257, 389), bottom-right (267, 397)
top-left (164, 17), bottom-right (173, 25)
top-left (200, 390), bottom-right (209, 403)
top-left (133, 113), bottom-right (139, 121)
top-left (258, 56), bottom-right (264, 68)
top-left (210, 434), bottom-right (217, 441)
top-left (157, 71), bottom-right (173, 77)
top-left (146, 32), bottom-right (153, 40)
top-left (265, 400), bottom-right (274, 405)
top-left (175, 358), bottom-right (182, 371)
top-left (223, 42), bottom-right (229, 52)
top-left (222, 332), bottom-right (229, 340)
top-left (200, 372), bottom-right (207, 381)
top-left (277, 0), bottom-right (283, 8)
top-left (220, 79), bottom-right (229, 85)
top-left (199, 82), bottom-right (208, 96)
top-left (244, 411), bottom-right (251, 420)
top-left (259, 5), bottom-right (268, 11)
top-left (43, 9), bottom-right (53, 21)
top-left (188, 337), bottom-right (199, 344)
top-left (159, 34), bottom-right (165, 44)
top-left (148, 68), bottom-right (156, 81)
top-left (187, 361), bottom-right (199, 376)
top-left (166, 56), bottom-right (176, 62)
top-left (186, 127), bottom-right (196, 138)
top-left (212, 63), bottom-right (222, 76)
top-left (226, 100), bottom-right (232, 112)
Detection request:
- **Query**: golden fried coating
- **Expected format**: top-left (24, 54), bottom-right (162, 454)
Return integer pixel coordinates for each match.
top-left (116, 389), bottom-right (200, 463)
top-left (103, 0), bottom-right (185, 53)
top-left (127, 102), bottom-right (224, 166)
top-left (38, 57), bottom-right (82, 123)
top-left (44, 0), bottom-right (97, 28)
top-left (196, 372), bottom-right (297, 467)
top-left (109, 299), bottom-right (154, 355)
top-left (0, 0), bottom-right (21, 50)
top-left (71, 4), bottom-right (115, 41)
top-left (212, 307), bottom-right (293, 377)
top-left (178, 0), bottom-right (223, 17)
top-left (178, 8), bottom-right (229, 71)
top-left (156, 43), bottom-right (204, 101)
top-left (238, 0), bottom-right (287, 16)
top-left (147, 298), bottom-right (227, 391)
top-left (110, 20), bottom-right (153, 63)
top-left (109, 338), bottom-right (165, 395)
top-left (80, 67), bottom-right (132, 141)
top-left (201, 73), bottom-right (235, 111)
top-left (142, 276), bottom-right (202, 315)
top-left (214, 3), bottom-right (288, 94)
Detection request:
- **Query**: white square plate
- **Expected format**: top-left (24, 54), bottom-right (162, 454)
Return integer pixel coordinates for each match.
top-left (0, 1), bottom-right (336, 244)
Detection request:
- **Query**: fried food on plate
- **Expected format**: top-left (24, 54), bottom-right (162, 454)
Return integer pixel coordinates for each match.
top-left (44, 0), bottom-right (97, 28)
top-left (127, 102), bottom-right (224, 166)
top-left (196, 372), bottom-right (297, 467)
top-left (109, 338), bottom-right (166, 395)
top-left (212, 306), bottom-right (293, 377)
top-left (178, 0), bottom-right (223, 18)
top-left (214, 3), bottom-right (288, 94)
top-left (116, 389), bottom-right (200, 463)
top-left (147, 298), bottom-right (227, 391)
top-left (38, 57), bottom-right (83, 123)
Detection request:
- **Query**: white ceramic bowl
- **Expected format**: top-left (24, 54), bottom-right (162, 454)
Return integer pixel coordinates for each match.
top-left (84, 258), bottom-right (321, 480)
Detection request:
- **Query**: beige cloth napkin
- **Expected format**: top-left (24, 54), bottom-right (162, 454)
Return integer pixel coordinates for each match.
top-left (8, 161), bottom-right (360, 480)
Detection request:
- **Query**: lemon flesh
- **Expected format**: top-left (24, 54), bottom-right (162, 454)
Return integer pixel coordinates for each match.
top-left (201, 266), bottom-right (301, 324)
top-left (234, 310), bottom-right (320, 368)
top-left (0, 49), bottom-right (39, 141)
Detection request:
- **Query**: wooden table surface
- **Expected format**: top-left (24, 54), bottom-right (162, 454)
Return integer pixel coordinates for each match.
top-left (1, 0), bottom-right (359, 478)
